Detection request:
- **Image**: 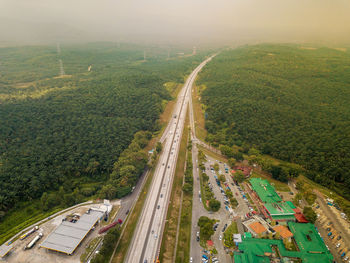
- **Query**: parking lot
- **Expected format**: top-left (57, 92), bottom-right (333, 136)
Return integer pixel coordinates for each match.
top-left (190, 144), bottom-right (254, 263)
top-left (315, 199), bottom-right (350, 262)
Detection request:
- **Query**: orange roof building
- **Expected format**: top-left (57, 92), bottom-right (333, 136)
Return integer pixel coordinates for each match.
top-left (273, 225), bottom-right (293, 239)
top-left (248, 222), bottom-right (267, 235)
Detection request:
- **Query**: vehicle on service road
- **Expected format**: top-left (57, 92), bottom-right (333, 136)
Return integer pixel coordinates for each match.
top-left (24, 233), bottom-right (43, 250)
top-left (20, 226), bottom-right (39, 240)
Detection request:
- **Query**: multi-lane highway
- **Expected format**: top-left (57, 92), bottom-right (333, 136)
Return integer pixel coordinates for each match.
top-left (124, 57), bottom-right (214, 263)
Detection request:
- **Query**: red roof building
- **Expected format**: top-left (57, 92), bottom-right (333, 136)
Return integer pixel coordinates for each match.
top-left (293, 208), bottom-right (308, 223)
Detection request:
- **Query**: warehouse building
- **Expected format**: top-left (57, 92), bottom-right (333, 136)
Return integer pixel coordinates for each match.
top-left (40, 209), bottom-right (104, 255)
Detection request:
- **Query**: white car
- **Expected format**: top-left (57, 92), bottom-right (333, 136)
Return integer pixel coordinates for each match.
top-left (336, 243), bottom-right (340, 248)
top-left (189, 257), bottom-right (193, 263)
top-left (219, 235), bottom-right (222, 241)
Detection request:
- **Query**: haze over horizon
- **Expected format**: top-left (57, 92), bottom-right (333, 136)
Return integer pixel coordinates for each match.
top-left (1, 0), bottom-right (350, 46)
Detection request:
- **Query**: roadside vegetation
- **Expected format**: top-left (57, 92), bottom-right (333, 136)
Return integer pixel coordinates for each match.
top-left (197, 216), bottom-right (215, 247)
top-left (91, 227), bottom-right (121, 263)
top-left (197, 44), bottom-right (350, 201)
top-left (223, 221), bottom-right (238, 248)
top-left (175, 129), bottom-right (193, 263)
top-left (197, 150), bottom-right (211, 210)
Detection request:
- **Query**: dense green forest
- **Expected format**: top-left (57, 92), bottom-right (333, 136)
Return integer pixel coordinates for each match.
top-left (197, 44), bottom-right (350, 198)
top-left (0, 43), bottom-right (208, 227)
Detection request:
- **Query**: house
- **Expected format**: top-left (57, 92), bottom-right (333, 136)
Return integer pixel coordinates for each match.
top-left (246, 221), bottom-right (268, 237)
top-left (273, 225), bottom-right (293, 241)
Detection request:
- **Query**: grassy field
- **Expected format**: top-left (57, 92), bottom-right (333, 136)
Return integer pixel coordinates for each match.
top-left (175, 132), bottom-right (193, 263)
top-left (159, 112), bottom-right (189, 262)
top-left (0, 202), bottom-right (61, 244)
top-left (192, 84), bottom-right (207, 142)
top-left (197, 145), bottom-right (228, 163)
top-left (80, 236), bottom-right (103, 262)
top-left (223, 221), bottom-right (238, 248)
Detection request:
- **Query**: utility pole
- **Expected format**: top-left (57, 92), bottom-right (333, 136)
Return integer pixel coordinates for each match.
top-left (56, 43), bottom-right (65, 76)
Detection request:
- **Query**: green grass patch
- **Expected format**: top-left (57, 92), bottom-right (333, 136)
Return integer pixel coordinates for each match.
top-left (80, 236), bottom-right (103, 262)
top-left (192, 84), bottom-right (207, 142)
top-left (175, 136), bottom-right (193, 263)
top-left (199, 173), bottom-right (210, 211)
top-left (0, 200), bottom-right (62, 245)
top-left (223, 221), bottom-right (238, 248)
top-left (197, 145), bottom-right (227, 163)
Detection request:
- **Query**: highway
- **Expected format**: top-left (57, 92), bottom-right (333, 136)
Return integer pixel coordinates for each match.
top-left (124, 56), bottom-right (214, 263)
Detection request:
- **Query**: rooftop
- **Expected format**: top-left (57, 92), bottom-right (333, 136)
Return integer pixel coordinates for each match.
top-left (273, 225), bottom-right (293, 239)
top-left (264, 202), bottom-right (295, 218)
top-left (288, 222), bottom-right (330, 254)
top-left (40, 209), bottom-right (104, 255)
top-left (249, 222), bottom-right (267, 235)
top-left (234, 233), bottom-right (333, 263)
top-left (249, 178), bottom-right (281, 203)
top-left (0, 244), bottom-right (13, 258)
top-left (293, 209), bottom-right (308, 223)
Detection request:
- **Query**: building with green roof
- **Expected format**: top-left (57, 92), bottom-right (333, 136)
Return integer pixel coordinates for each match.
top-left (288, 222), bottom-right (332, 256)
top-left (249, 178), bottom-right (282, 203)
top-left (264, 202), bottom-right (296, 221)
top-left (234, 223), bottom-right (333, 263)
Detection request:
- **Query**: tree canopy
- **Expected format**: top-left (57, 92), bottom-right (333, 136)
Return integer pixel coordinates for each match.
top-left (197, 44), bottom-right (350, 199)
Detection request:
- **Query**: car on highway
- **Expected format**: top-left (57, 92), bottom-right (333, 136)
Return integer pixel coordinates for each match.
top-left (189, 257), bottom-right (193, 263)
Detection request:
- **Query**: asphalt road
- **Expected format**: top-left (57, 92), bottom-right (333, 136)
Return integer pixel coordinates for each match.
top-left (124, 57), bottom-right (214, 263)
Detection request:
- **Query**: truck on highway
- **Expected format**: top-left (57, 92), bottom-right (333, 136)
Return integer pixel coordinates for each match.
top-left (99, 222), bottom-right (118, 234)
top-left (24, 233), bottom-right (43, 249)
top-left (20, 226), bottom-right (39, 240)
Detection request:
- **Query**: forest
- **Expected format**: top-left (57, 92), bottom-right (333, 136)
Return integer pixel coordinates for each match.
top-left (197, 44), bottom-right (350, 199)
top-left (0, 42), bottom-right (208, 228)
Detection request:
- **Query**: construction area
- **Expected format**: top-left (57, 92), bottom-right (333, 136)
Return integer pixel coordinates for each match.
top-left (0, 201), bottom-right (116, 263)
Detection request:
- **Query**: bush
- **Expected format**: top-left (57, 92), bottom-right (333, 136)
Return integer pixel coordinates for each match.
top-left (209, 199), bottom-right (221, 212)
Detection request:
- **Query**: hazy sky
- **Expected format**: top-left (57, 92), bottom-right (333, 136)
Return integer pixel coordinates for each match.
top-left (1, 0), bottom-right (350, 45)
